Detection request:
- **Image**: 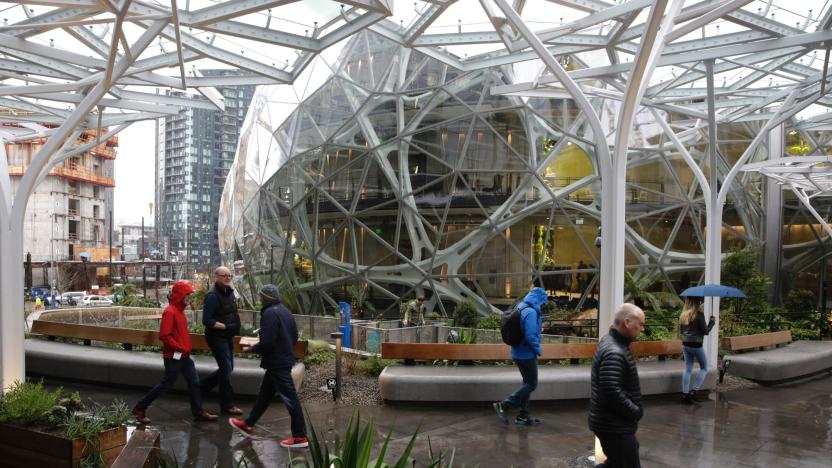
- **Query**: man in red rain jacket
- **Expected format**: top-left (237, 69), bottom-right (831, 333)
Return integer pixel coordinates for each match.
top-left (132, 281), bottom-right (218, 424)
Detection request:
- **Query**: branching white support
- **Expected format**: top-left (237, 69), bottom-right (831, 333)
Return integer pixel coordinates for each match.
top-left (792, 187), bottom-right (832, 240)
top-left (606, 0), bottom-right (682, 332)
top-left (0, 18), bottom-right (169, 392)
top-left (491, 0), bottom-right (613, 327)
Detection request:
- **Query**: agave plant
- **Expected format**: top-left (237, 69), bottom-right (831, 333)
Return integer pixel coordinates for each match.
top-left (295, 410), bottom-right (419, 468)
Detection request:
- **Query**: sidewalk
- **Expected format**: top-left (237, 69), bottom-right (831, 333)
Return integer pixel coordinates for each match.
top-left (45, 372), bottom-right (832, 467)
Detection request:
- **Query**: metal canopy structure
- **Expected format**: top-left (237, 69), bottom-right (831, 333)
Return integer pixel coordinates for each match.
top-left (743, 156), bottom-right (832, 239)
top-left (1, 0), bottom-right (832, 389)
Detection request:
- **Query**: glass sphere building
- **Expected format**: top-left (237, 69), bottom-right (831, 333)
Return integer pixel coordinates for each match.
top-left (219, 30), bottom-right (816, 316)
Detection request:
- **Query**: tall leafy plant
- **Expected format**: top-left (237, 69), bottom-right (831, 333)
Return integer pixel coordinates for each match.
top-left (346, 283), bottom-right (376, 319)
top-left (623, 271), bottom-right (681, 312)
top-left (721, 247), bottom-right (770, 317)
top-left (451, 299), bottom-right (479, 328)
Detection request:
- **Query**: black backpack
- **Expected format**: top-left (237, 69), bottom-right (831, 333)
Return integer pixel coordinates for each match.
top-left (500, 303), bottom-right (526, 347)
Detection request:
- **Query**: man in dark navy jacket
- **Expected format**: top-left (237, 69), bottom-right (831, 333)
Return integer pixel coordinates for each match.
top-left (229, 284), bottom-right (308, 448)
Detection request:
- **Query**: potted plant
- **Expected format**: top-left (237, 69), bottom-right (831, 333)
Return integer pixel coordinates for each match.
top-left (0, 380), bottom-right (129, 467)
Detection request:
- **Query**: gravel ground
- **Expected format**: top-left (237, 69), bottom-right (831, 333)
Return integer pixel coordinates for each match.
top-left (715, 373), bottom-right (759, 392)
top-left (298, 356), bottom-right (382, 406)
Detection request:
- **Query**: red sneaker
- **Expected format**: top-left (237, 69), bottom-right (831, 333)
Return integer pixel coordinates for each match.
top-left (132, 407), bottom-right (151, 424)
top-left (228, 417), bottom-right (255, 437)
top-left (279, 437), bottom-right (309, 448)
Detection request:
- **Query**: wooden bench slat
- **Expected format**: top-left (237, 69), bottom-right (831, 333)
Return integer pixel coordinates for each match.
top-left (721, 330), bottom-right (791, 352)
top-left (112, 430), bottom-right (160, 468)
top-left (31, 320), bottom-right (307, 357)
top-left (381, 340), bottom-right (682, 361)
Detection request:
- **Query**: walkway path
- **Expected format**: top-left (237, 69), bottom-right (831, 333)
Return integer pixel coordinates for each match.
top-left (47, 372), bottom-right (832, 467)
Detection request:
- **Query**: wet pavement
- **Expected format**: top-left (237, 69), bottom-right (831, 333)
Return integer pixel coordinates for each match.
top-left (46, 371), bottom-right (832, 467)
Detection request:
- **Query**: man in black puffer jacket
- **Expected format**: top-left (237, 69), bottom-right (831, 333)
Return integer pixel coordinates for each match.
top-left (589, 303), bottom-right (646, 468)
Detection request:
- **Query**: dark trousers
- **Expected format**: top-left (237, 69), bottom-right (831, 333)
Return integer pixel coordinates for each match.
top-left (201, 334), bottom-right (235, 409)
top-left (136, 357), bottom-right (203, 417)
top-left (595, 432), bottom-right (641, 468)
top-left (502, 358), bottom-right (538, 416)
top-left (246, 367), bottom-right (306, 438)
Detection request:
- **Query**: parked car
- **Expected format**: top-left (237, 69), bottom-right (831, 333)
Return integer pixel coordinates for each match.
top-left (81, 295), bottom-right (113, 307)
top-left (61, 291), bottom-right (86, 305)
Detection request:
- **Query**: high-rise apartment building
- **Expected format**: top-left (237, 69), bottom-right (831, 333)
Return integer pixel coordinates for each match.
top-left (155, 71), bottom-right (254, 275)
top-left (3, 125), bottom-right (117, 287)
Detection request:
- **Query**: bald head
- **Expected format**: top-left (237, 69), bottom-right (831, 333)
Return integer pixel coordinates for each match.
top-left (214, 266), bottom-right (233, 287)
top-left (613, 303), bottom-right (645, 340)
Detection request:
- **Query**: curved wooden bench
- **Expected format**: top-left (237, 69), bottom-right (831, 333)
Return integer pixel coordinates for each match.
top-left (378, 340), bottom-right (709, 403)
top-left (721, 330), bottom-right (832, 383)
top-left (27, 320), bottom-right (308, 395)
top-left (30, 320), bottom-right (308, 356)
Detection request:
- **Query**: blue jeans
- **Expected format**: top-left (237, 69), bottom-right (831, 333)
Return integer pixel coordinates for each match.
top-left (503, 358), bottom-right (538, 416)
top-left (136, 357), bottom-right (203, 417)
top-left (682, 345), bottom-right (708, 392)
top-left (201, 334), bottom-right (235, 410)
top-left (246, 367), bottom-right (306, 438)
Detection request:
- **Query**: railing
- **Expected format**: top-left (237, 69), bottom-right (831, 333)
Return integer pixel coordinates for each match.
top-left (7, 165), bottom-right (115, 187)
top-left (347, 321), bottom-right (595, 353)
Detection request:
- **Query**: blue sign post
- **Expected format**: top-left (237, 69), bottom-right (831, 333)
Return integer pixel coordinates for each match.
top-left (338, 301), bottom-right (351, 349)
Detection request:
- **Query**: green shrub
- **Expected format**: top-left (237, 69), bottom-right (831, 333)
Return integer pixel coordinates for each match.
top-left (0, 380), bottom-right (62, 425)
top-left (451, 299), bottom-right (479, 328)
top-left (478, 313), bottom-right (501, 330)
top-left (721, 247), bottom-right (771, 316)
top-left (303, 340), bottom-right (335, 367)
top-left (791, 327), bottom-right (821, 341)
top-left (188, 287), bottom-right (209, 310)
top-left (352, 357), bottom-right (399, 377)
top-left (446, 329), bottom-right (477, 344)
top-left (784, 289), bottom-right (817, 321)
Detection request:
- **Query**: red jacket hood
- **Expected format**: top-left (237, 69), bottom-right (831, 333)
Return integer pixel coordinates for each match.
top-left (170, 281), bottom-right (194, 309)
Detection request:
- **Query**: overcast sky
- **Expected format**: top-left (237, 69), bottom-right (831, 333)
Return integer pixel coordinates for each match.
top-left (114, 120), bottom-right (155, 226)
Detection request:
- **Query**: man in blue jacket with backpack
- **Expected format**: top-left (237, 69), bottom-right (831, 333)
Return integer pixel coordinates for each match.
top-left (493, 287), bottom-right (548, 426)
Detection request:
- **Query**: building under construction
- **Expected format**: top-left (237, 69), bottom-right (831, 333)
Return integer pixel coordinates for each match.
top-left (4, 124), bottom-right (117, 290)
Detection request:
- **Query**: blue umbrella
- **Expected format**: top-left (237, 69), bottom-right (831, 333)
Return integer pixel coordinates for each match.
top-left (680, 284), bottom-right (746, 298)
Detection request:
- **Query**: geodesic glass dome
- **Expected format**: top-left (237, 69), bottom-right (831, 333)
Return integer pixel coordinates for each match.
top-left (219, 30), bottom-right (765, 316)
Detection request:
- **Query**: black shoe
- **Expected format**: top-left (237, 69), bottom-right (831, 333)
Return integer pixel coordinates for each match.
top-left (493, 402), bottom-right (508, 425)
top-left (682, 392), bottom-right (694, 405)
top-left (688, 390), bottom-right (704, 403)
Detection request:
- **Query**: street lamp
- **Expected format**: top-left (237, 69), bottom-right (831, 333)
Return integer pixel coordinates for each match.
top-left (270, 244), bottom-right (279, 284)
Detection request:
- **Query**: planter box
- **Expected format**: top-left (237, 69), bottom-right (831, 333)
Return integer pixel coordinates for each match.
top-left (0, 424), bottom-right (126, 467)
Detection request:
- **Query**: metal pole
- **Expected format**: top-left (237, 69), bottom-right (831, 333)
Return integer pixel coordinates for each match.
top-left (330, 331), bottom-right (343, 401)
top-left (704, 59), bottom-right (720, 371)
top-left (187, 225), bottom-right (192, 280)
top-left (141, 216), bottom-right (145, 259)
top-left (270, 245), bottom-right (275, 284)
top-left (821, 255), bottom-right (828, 336)
top-left (108, 210), bottom-right (113, 287)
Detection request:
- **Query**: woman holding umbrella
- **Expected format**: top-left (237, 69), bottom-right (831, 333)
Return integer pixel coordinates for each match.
top-left (679, 297), bottom-right (715, 404)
